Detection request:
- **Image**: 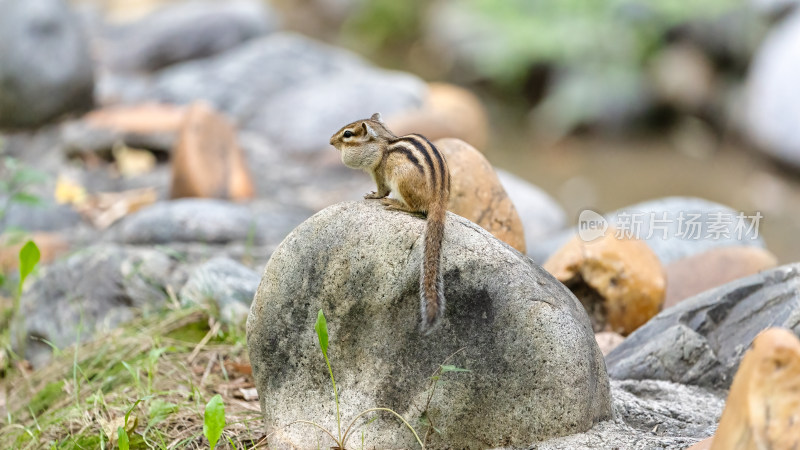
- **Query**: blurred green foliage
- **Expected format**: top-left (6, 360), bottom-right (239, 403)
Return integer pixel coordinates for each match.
top-left (340, 0), bottom-right (752, 133)
top-left (342, 0), bottom-right (747, 87)
top-left (461, 0), bottom-right (746, 86)
top-left (341, 0), bottom-right (426, 51)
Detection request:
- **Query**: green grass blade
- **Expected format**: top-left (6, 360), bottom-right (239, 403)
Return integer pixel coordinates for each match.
top-left (314, 310), bottom-right (328, 356)
top-left (439, 365), bottom-right (471, 374)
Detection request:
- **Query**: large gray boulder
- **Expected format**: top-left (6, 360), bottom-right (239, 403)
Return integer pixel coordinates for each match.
top-left (0, 0), bottom-right (94, 128)
top-left (247, 201), bottom-right (611, 448)
top-left (606, 263), bottom-right (800, 389)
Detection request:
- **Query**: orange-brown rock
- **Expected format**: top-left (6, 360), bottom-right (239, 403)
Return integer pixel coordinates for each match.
top-left (170, 102), bottom-right (254, 200)
top-left (0, 233), bottom-right (69, 273)
top-left (435, 138), bottom-right (525, 253)
top-left (84, 102), bottom-right (185, 134)
top-left (388, 83), bottom-right (489, 150)
top-left (665, 246), bottom-right (778, 309)
top-left (543, 229), bottom-right (665, 335)
top-left (710, 328), bottom-right (800, 450)
top-left (595, 331), bottom-right (625, 356)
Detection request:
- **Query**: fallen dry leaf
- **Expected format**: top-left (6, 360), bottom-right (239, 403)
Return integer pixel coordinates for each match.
top-left (113, 142), bottom-right (157, 177)
top-left (77, 188), bottom-right (158, 229)
top-left (54, 176), bottom-right (88, 206)
top-left (99, 413), bottom-right (138, 446)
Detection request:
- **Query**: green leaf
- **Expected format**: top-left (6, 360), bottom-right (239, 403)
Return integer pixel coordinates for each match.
top-left (18, 240), bottom-right (40, 294)
top-left (10, 192), bottom-right (41, 206)
top-left (117, 427), bottom-right (129, 450)
top-left (315, 310), bottom-right (329, 356)
top-left (0, 272), bottom-right (5, 289)
top-left (203, 394), bottom-right (225, 449)
top-left (148, 399), bottom-right (178, 426)
top-left (418, 412), bottom-right (430, 427)
top-left (11, 166), bottom-right (47, 186)
top-left (440, 365), bottom-right (471, 374)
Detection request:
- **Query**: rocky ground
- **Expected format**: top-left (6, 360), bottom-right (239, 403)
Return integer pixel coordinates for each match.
top-left (1, 0), bottom-right (800, 449)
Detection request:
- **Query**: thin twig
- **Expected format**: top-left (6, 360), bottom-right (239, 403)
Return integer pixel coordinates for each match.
top-left (188, 321), bottom-right (221, 364)
top-left (199, 352), bottom-right (217, 387)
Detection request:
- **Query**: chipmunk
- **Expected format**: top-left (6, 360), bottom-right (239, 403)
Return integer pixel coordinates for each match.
top-left (330, 113), bottom-right (451, 333)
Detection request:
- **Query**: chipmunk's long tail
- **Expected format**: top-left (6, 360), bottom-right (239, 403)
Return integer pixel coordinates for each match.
top-left (420, 198), bottom-right (446, 333)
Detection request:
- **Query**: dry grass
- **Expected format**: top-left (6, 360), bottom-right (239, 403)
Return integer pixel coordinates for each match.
top-left (0, 307), bottom-right (265, 449)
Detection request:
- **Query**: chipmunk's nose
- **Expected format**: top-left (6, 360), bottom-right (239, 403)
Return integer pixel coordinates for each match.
top-left (329, 136), bottom-right (336, 146)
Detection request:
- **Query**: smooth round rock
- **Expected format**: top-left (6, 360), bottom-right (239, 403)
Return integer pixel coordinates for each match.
top-left (436, 138), bottom-right (526, 253)
top-left (247, 200), bottom-right (611, 448)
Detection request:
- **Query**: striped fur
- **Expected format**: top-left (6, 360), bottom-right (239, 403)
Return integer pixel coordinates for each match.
top-left (330, 114), bottom-right (451, 332)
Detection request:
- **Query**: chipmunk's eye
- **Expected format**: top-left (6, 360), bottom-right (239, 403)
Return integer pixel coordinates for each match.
top-left (343, 130), bottom-right (354, 138)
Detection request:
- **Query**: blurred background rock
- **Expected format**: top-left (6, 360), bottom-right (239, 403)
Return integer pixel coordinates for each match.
top-left (42, 0), bottom-right (797, 263)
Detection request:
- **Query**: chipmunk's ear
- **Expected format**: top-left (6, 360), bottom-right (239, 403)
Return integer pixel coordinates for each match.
top-left (362, 121), bottom-right (378, 138)
top-left (370, 112), bottom-right (383, 123)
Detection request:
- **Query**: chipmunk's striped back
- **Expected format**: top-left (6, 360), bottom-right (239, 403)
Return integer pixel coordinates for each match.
top-left (330, 113), bottom-right (450, 332)
top-left (385, 133), bottom-right (450, 210)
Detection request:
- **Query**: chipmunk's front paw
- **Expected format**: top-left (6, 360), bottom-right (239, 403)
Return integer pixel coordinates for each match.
top-left (364, 191), bottom-right (385, 199)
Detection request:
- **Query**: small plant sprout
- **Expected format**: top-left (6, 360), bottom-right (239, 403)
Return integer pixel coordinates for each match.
top-left (314, 309), bottom-right (341, 440)
top-left (418, 348), bottom-right (470, 443)
top-left (4, 240), bottom-right (41, 364)
top-left (17, 240), bottom-right (40, 297)
top-left (267, 310), bottom-right (425, 449)
top-left (204, 394), bottom-right (226, 448)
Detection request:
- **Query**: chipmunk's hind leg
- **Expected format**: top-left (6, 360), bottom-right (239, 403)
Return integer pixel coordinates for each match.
top-left (379, 198), bottom-right (425, 218)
